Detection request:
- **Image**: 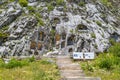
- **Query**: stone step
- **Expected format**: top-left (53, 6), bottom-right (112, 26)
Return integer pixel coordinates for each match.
top-left (60, 70), bottom-right (83, 73)
top-left (62, 77), bottom-right (101, 80)
top-left (56, 60), bottom-right (72, 64)
top-left (61, 72), bottom-right (85, 77)
top-left (56, 58), bottom-right (72, 62)
top-left (58, 64), bottom-right (81, 70)
top-left (57, 56), bottom-right (70, 59)
top-left (56, 58), bottom-right (72, 61)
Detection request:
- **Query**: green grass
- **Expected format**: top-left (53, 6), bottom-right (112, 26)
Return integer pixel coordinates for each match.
top-left (80, 42), bottom-right (120, 80)
top-left (0, 31), bottom-right (9, 39)
top-left (56, 0), bottom-right (64, 5)
top-left (108, 43), bottom-right (120, 57)
top-left (100, 0), bottom-right (112, 7)
top-left (0, 58), bottom-right (60, 80)
top-left (47, 3), bottom-right (54, 12)
top-left (19, 0), bottom-right (28, 7)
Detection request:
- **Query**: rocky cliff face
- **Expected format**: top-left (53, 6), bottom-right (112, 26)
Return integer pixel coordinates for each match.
top-left (0, 0), bottom-right (120, 58)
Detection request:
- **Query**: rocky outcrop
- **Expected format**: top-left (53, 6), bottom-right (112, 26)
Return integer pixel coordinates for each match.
top-left (0, 0), bottom-right (120, 58)
top-left (0, 10), bottom-right (22, 28)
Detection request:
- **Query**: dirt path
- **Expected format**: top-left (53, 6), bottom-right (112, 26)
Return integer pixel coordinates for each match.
top-left (56, 56), bottom-right (101, 80)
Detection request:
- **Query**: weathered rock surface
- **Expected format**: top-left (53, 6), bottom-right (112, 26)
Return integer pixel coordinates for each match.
top-left (0, 0), bottom-right (120, 57)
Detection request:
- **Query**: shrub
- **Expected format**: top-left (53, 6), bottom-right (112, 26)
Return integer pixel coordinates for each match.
top-left (95, 53), bottom-right (115, 70)
top-left (5, 58), bottom-right (22, 69)
top-left (98, 56), bottom-right (112, 70)
top-left (109, 38), bottom-right (116, 45)
top-left (100, 0), bottom-right (112, 7)
top-left (9, 0), bottom-right (14, 2)
top-left (29, 56), bottom-right (35, 62)
top-left (81, 62), bottom-right (94, 72)
top-left (40, 60), bottom-right (51, 65)
top-left (27, 6), bottom-right (35, 12)
top-left (56, 0), bottom-right (64, 5)
top-left (96, 21), bottom-right (102, 26)
top-left (47, 4), bottom-right (54, 12)
top-left (0, 58), bottom-right (29, 69)
top-left (91, 33), bottom-right (96, 38)
top-left (37, 18), bottom-right (44, 26)
top-left (108, 43), bottom-right (120, 57)
top-left (0, 59), bottom-right (5, 68)
top-left (19, 0), bottom-right (28, 7)
top-left (0, 32), bottom-right (9, 39)
top-left (79, 2), bottom-right (85, 6)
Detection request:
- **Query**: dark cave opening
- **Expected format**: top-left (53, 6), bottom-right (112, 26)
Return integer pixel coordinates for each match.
top-left (67, 35), bottom-right (75, 46)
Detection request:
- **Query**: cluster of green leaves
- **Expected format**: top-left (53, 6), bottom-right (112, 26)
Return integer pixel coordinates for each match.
top-left (108, 43), bottom-right (120, 57)
top-left (96, 54), bottom-right (116, 70)
top-left (19, 0), bottom-right (28, 7)
top-left (96, 21), bottom-right (102, 26)
top-left (9, 0), bottom-right (14, 2)
top-left (27, 6), bottom-right (36, 12)
top-left (0, 32), bottom-right (9, 39)
top-left (79, 1), bottom-right (85, 6)
top-left (81, 42), bottom-right (120, 80)
top-left (47, 3), bottom-right (54, 12)
top-left (0, 26), bottom-right (9, 40)
top-left (91, 33), bottom-right (96, 38)
top-left (56, 0), bottom-right (64, 5)
top-left (0, 56), bottom-right (35, 69)
top-left (37, 18), bottom-right (45, 26)
top-left (100, 0), bottom-right (112, 7)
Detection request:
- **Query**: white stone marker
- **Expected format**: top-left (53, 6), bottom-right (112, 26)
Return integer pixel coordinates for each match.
top-left (73, 52), bottom-right (95, 60)
top-left (73, 52), bottom-right (83, 59)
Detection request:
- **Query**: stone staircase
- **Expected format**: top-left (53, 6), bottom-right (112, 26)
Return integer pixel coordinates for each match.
top-left (56, 56), bottom-right (101, 80)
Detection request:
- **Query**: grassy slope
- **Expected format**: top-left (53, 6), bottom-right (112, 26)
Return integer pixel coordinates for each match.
top-left (0, 59), bottom-right (60, 80)
top-left (80, 61), bottom-right (120, 80)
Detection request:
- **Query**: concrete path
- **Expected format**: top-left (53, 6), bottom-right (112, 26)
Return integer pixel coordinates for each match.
top-left (56, 56), bottom-right (101, 80)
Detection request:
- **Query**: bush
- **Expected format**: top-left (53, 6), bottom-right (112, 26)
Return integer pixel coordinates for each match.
top-left (100, 0), bottom-right (112, 7)
top-left (95, 53), bottom-right (115, 70)
top-left (56, 0), bottom-right (64, 5)
top-left (5, 58), bottom-right (29, 69)
top-left (108, 43), bottom-right (120, 57)
top-left (27, 6), bottom-right (35, 12)
top-left (40, 60), bottom-right (51, 65)
top-left (47, 4), bottom-right (54, 12)
top-left (96, 21), bottom-right (102, 26)
top-left (81, 61), bottom-right (94, 72)
top-left (19, 0), bottom-right (28, 7)
top-left (29, 56), bottom-right (35, 62)
top-left (79, 2), bottom-right (85, 6)
top-left (37, 18), bottom-right (44, 26)
top-left (0, 59), bottom-right (4, 68)
top-left (0, 32), bottom-right (9, 39)
top-left (99, 57), bottom-right (112, 70)
top-left (109, 38), bottom-right (116, 45)
top-left (91, 33), bottom-right (96, 38)
top-left (0, 58), bottom-right (30, 69)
